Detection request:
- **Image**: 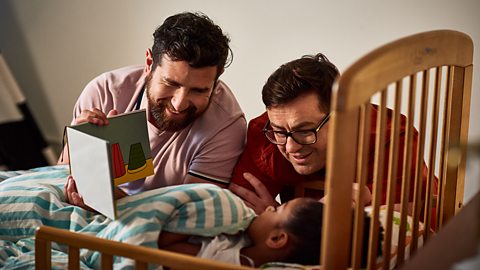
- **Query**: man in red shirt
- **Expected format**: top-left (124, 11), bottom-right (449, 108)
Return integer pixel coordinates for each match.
top-left (229, 53), bottom-right (430, 214)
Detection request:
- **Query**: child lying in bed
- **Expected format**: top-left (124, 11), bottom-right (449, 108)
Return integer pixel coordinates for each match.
top-left (158, 197), bottom-right (381, 267)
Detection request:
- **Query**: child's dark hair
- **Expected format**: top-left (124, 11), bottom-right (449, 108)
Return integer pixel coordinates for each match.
top-left (281, 198), bottom-right (383, 267)
top-left (281, 198), bottom-right (323, 265)
top-left (357, 213), bottom-right (384, 268)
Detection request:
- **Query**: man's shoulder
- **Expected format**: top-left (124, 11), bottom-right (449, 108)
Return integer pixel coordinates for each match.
top-left (186, 80), bottom-right (246, 143)
top-left (208, 80), bottom-right (244, 118)
top-left (197, 80), bottom-right (246, 133)
top-left (242, 112), bottom-right (276, 153)
top-left (89, 65), bottom-right (144, 95)
top-left (96, 65), bottom-right (144, 82)
top-left (247, 112), bottom-right (268, 131)
top-left (79, 65), bottom-right (145, 112)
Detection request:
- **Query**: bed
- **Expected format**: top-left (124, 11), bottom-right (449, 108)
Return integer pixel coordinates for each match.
top-left (0, 165), bottom-right (424, 270)
top-left (0, 29), bottom-right (474, 270)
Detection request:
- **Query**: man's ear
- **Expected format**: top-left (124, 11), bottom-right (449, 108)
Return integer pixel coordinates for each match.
top-left (145, 48), bottom-right (154, 72)
top-left (266, 229), bottom-right (288, 249)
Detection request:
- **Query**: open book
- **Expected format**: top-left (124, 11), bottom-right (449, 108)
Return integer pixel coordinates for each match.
top-left (66, 109), bottom-right (154, 219)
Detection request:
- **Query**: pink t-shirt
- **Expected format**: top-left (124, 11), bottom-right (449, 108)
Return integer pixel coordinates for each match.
top-left (72, 65), bottom-right (246, 194)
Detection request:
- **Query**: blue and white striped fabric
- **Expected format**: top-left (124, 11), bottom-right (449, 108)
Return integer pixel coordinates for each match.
top-left (0, 165), bottom-right (255, 269)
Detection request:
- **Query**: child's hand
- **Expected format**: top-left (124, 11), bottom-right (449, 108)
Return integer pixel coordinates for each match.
top-left (351, 182), bottom-right (372, 208)
top-left (319, 183), bottom-right (372, 208)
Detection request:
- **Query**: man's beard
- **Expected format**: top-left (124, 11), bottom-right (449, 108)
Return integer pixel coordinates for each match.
top-left (148, 95), bottom-right (197, 132)
top-left (144, 74), bottom-right (198, 132)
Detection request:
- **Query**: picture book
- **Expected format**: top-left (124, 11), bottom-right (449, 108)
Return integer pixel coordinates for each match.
top-left (66, 109), bottom-right (154, 219)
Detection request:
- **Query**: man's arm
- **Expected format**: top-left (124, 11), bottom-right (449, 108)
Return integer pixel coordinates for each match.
top-left (183, 174), bottom-right (228, 188)
top-left (157, 231), bottom-right (201, 256)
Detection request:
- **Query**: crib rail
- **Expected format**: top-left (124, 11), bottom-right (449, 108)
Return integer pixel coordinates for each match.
top-left (35, 226), bottom-right (254, 270)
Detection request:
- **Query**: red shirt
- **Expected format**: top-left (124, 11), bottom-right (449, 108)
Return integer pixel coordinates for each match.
top-left (231, 105), bottom-right (433, 204)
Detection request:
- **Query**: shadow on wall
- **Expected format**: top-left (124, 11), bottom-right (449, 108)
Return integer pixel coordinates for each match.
top-left (0, 1), bottom-right (58, 169)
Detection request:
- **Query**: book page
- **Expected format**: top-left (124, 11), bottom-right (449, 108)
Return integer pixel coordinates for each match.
top-left (70, 110), bottom-right (154, 186)
top-left (67, 127), bottom-right (116, 219)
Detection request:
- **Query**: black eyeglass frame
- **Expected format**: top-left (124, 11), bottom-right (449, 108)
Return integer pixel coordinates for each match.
top-left (262, 113), bottom-right (331, 145)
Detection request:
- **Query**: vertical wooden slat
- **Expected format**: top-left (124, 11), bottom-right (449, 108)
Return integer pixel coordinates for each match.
top-left (455, 64), bottom-right (472, 210)
top-left (397, 74), bottom-right (416, 265)
top-left (322, 107), bottom-right (360, 270)
top-left (351, 103), bottom-right (372, 270)
top-left (135, 261), bottom-right (148, 270)
top-left (101, 253), bottom-right (114, 270)
top-left (436, 66), bottom-right (452, 231)
top-left (423, 67), bottom-right (442, 240)
top-left (411, 69), bottom-right (430, 255)
top-left (382, 81), bottom-right (402, 270)
top-left (35, 237), bottom-right (51, 269)
top-left (68, 246), bottom-right (80, 270)
top-left (441, 65), bottom-right (471, 223)
top-left (367, 91), bottom-right (387, 270)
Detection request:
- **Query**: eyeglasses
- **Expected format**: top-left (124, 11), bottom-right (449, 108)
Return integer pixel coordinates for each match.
top-left (262, 114), bottom-right (330, 145)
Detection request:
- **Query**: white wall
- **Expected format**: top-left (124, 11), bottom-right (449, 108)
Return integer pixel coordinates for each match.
top-left (0, 0), bottom-right (479, 201)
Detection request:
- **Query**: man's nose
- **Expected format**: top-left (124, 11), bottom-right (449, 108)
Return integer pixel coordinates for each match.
top-left (170, 88), bottom-right (190, 112)
top-left (285, 136), bottom-right (302, 153)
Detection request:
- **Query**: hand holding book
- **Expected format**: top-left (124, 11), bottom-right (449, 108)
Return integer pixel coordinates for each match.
top-left (65, 109), bottom-right (154, 219)
top-left (72, 108), bottom-right (118, 126)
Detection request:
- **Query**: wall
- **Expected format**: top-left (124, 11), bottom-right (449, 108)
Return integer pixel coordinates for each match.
top-left (0, 0), bottom-right (479, 201)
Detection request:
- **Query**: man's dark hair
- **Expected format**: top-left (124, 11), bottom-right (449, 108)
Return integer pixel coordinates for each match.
top-left (282, 198), bottom-right (383, 267)
top-left (262, 53), bottom-right (339, 112)
top-left (151, 12), bottom-right (232, 79)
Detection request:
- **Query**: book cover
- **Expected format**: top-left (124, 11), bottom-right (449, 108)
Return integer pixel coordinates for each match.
top-left (66, 109), bottom-right (154, 219)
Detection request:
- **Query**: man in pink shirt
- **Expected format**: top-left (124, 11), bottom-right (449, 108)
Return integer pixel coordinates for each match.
top-left (61, 12), bottom-right (246, 206)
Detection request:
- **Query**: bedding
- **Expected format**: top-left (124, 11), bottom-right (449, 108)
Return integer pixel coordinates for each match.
top-left (0, 165), bottom-right (256, 269)
top-left (366, 205), bottom-right (425, 269)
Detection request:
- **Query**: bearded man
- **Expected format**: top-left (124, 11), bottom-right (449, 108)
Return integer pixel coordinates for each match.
top-left (60, 12), bottom-right (245, 206)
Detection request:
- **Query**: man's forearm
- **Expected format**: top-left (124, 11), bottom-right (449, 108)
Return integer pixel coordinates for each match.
top-left (157, 231), bottom-right (200, 256)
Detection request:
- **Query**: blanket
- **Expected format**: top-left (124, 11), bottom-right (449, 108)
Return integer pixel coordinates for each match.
top-left (0, 165), bottom-right (256, 269)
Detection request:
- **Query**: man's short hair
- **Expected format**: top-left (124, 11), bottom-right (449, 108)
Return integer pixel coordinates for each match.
top-left (262, 53), bottom-right (339, 112)
top-left (152, 12), bottom-right (232, 78)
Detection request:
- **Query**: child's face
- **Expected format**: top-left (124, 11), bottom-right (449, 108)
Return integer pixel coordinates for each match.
top-left (247, 198), bottom-right (305, 244)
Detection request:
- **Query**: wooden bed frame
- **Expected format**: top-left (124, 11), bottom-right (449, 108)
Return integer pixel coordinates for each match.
top-left (35, 226), bottom-right (253, 270)
top-left (34, 29), bottom-right (474, 270)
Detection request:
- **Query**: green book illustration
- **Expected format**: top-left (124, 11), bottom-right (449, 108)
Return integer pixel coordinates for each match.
top-left (66, 109), bottom-right (154, 219)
